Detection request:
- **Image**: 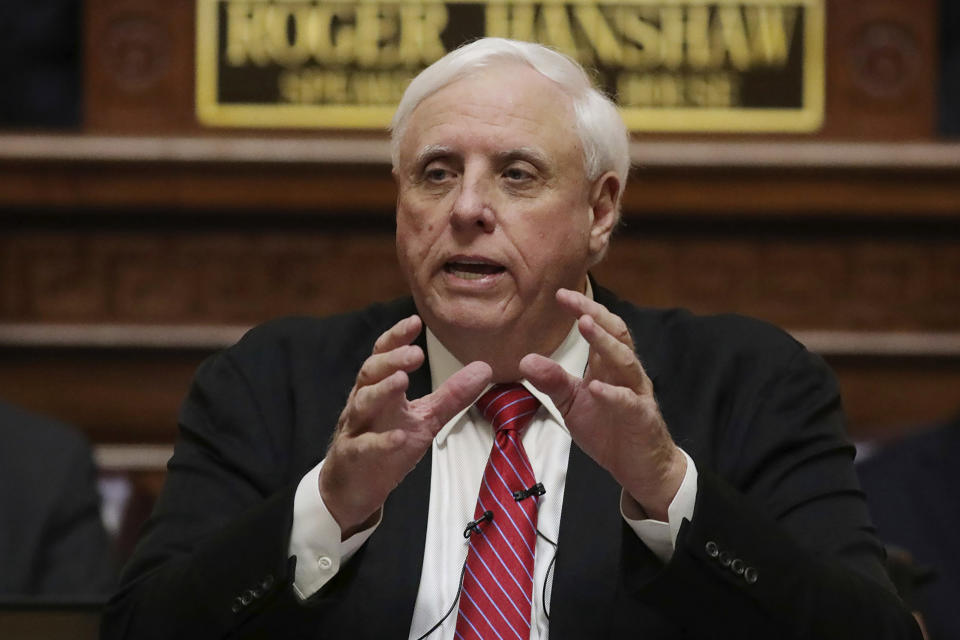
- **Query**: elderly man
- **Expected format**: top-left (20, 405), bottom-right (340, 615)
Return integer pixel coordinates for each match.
top-left (103, 38), bottom-right (920, 639)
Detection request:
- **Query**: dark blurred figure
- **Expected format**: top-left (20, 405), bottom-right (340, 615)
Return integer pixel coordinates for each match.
top-left (0, 0), bottom-right (81, 128)
top-left (942, 0), bottom-right (960, 136)
top-left (0, 400), bottom-right (116, 598)
top-left (858, 413), bottom-right (960, 640)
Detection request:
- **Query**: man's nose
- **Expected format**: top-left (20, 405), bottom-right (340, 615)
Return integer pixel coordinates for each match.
top-left (450, 173), bottom-right (496, 232)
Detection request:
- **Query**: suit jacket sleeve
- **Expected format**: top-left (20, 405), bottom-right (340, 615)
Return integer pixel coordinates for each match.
top-left (36, 428), bottom-right (118, 596)
top-left (100, 311), bottom-right (400, 640)
top-left (617, 318), bottom-right (921, 639)
top-left (0, 402), bottom-right (116, 597)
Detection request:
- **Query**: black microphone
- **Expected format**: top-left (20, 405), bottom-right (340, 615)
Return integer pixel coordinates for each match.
top-left (512, 482), bottom-right (546, 501)
top-left (463, 510), bottom-right (494, 538)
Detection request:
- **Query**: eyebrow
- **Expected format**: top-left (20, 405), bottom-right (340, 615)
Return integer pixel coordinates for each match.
top-left (495, 147), bottom-right (551, 170)
top-left (413, 145), bottom-right (455, 169)
top-left (412, 145), bottom-right (551, 170)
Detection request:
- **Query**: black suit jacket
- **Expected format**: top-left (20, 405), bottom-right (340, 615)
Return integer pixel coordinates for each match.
top-left (0, 400), bottom-right (116, 598)
top-left (103, 287), bottom-right (920, 639)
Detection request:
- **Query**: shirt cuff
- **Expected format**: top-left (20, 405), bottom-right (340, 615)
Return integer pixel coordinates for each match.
top-left (289, 460), bottom-right (381, 600)
top-left (621, 449), bottom-right (698, 563)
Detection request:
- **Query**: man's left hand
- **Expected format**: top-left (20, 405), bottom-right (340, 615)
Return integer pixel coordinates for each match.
top-left (519, 288), bottom-right (686, 521)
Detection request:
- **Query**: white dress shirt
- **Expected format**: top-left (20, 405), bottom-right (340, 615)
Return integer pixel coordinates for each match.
top-left (288, 286), bottom-right (698, 639)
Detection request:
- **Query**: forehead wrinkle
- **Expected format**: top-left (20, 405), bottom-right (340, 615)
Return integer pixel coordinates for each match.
top-left (424, 69), bottom-right (574, 131)
top-left (457, 98), bottom-right (565, 138)
top-left (401, 65), bottom-right (582, 172)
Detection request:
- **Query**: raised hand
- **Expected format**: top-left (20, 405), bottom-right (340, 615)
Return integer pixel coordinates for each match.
top-left (320, 315), bottom-right (492, 537)
top-left (519, 289), bottom-right (685, 521)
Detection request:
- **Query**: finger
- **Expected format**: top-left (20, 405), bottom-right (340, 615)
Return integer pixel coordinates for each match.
top-left (587, 378), bottom-right (661, 423)
top-left (372, 315), bottom-right (423, 355)
top-left (349, 427), bottom-right (410, 455)
top-left (577, 314), bottom-right (648, 390)
top-left (349, 370), bottom-right (410, 431)
top-left (556, 288), bottom-right (634, 349)
top-left (356, 345), bottom-right (424, 388)
top-left (585, 378), bottom-right (636, 407)
top-left (420, 361), bottom-right (492, 431)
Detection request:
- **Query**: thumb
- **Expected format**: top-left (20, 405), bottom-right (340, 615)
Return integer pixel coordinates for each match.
top-left (426, 361), bottom-right (493, 428)
top-left (519, 353), bottom-right (579, 415)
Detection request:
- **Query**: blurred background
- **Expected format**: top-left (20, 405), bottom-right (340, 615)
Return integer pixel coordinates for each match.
top-left (0, 0), bottom-right (957, 636)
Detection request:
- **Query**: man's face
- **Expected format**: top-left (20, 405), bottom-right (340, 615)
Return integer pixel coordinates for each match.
top-left (394, 63), bottom-right (613, 347)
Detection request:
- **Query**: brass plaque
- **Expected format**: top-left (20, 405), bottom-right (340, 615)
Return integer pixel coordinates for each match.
top-left (196, 0), bottom-right (825, 132)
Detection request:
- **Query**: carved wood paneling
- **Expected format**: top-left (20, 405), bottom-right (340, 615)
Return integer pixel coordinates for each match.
top-left (1, 224), bottom-right (956, 446)
top-left (596, 235), bottom-right (960, 332)
top-left (4, 153), bottom-right (960, 216)
top-left (0, 232), bottom-right (407, 324)
top-left (3, 230), bottom-right (957, 333)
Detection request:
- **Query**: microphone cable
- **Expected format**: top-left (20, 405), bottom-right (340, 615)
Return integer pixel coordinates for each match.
top-left (412, 562), bottom-right (467, 640)
top-left (536, 528), bottom-right (559, 621)
top-left (414, 486), bottom-right (560, 636)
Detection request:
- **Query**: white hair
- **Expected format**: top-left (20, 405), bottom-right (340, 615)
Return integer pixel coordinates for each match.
top-left (389, 38), bottom-right (630, 205)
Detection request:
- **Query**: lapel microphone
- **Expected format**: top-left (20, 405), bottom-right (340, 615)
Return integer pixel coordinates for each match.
top-left (463, 510), bottom-right (494, 538)
top-left (512, 482), bottom-right (546, 501)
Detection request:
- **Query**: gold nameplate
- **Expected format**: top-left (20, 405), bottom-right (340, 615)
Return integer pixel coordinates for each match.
top-left (196, 0), bottom-right (825, 132)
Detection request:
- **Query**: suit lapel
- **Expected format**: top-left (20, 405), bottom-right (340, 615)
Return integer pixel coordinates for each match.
top-left (548, 442), bottom-right (624, 639)
top-left (339, 331), bottom-right (434, 635)
top-left (548, 283), bottom-right (668, 638)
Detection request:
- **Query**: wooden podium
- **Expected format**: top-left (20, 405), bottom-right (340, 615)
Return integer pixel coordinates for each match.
top-left (0, 0), bottom-right (958, 458)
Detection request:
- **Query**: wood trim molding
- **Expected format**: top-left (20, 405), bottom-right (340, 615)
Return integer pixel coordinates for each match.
top-left (789, 330), bottom-right (960, 357)
top-left (0, 323), bottom-right (250, 349)
top-left (3, 136), bottom-right (959, 216)
top-left (95, 443), bottom-right (173, 471)
top-left (2, 135), bottom-right (960, 170)
top-left (0, 135), bottom-right (393, 165)
top-left (4, 323), bottom-right (960, 358)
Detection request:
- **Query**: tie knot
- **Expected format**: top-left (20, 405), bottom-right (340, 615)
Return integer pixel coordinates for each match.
top-left (476, 383), bottom-right (540, 434)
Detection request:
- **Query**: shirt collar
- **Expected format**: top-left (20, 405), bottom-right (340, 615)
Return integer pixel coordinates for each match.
top-left (428, 280), bottom-right (593, 445)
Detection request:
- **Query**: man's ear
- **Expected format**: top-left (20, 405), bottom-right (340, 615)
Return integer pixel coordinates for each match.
top-left (587, 171), bottom-right (621, 263)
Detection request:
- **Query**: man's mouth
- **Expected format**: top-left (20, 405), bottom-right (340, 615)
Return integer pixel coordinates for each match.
top-left (444, 259), bottom-right (506, 280)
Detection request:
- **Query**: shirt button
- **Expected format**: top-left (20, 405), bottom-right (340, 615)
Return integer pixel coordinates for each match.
top-left (318, 556), bottom-right (334, 571)
top-left (705, 541), bottom-right (719, 558)
top-left (744, 567), bottom-right (759, 584)
top-left (730, 558), bottom-right (745, 575)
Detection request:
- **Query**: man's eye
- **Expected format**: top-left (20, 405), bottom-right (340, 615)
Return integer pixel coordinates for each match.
top-left (425, 167), bottom-right (452, 182)
top-left (503, 166), bottom-right (533, 181)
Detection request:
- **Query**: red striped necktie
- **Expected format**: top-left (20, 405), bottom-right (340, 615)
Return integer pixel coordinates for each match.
top-left (454, 383), bottom-right (541, 640)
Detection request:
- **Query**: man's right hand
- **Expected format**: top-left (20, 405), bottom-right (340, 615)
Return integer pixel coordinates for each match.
top-left (319, 314), bottom-right (492, 538)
